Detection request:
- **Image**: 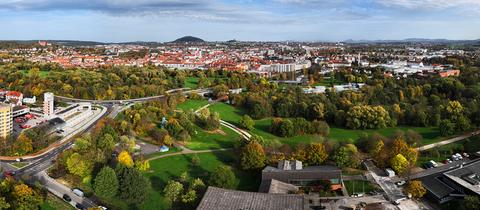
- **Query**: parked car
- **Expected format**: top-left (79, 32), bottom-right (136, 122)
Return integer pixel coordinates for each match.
top-left (429, 160), bottom-right (439, 168)
top-left (463, 153), bottom-right (470, 158)
top-left (396, 181), bottom-right (406, 186)
top-left (62, 194), bottom-right (71, 202)
top-left (75, 203), bottom-right (85, 210)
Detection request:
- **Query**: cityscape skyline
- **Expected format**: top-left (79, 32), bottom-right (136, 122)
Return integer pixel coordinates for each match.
top-left (1, 0), bottom-right (480, 42)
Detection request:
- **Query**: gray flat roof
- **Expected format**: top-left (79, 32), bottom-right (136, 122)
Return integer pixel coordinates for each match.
top-left (197, 187), bottom-right (309, 210)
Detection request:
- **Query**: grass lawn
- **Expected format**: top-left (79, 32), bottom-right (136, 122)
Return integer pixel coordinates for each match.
top-left (185, 77), bottom-right (200, 89)
top-left (106, 151), bottom-right (260, 210)
top-left (21, 69), bottom-right (50, 78)
top-left (209, 102), bottom-right (444, 147)
top-left (10, 162), bottom-right (29, 168)
top-left (329, 126), bottom-right (441, 146)
top-left (40, 193), bottom-right (75, 210)
top-left (343, 180), bottom-right (378, 195)
top-left (177, 99), bottom-right (209, 112)
top-left (186, 124), bottom-right (241, 150)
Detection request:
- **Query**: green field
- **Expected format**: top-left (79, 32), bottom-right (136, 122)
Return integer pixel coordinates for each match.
top-left (10, 162), bottom-right (29, 168)
top-left (329, 126), bottom-right (441, 146)
top-left (187, 124), bottom-right (241, 150)
top-left (185, 77), bottom-right (200, 89)
top-left (343, 180), bottom-right (378, 195)
top-left (105, 151), bottom-right (259, 210)
top-left (177, 99), bottom-right (209, 112)
top-left (208, 102), bottom-right (442, 147)
top-left (21, 70), bottom-right (50, 78)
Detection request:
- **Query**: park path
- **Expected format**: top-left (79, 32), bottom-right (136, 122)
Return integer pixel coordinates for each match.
top-left (147, 148), bottom-right (233, 161)
top-left (146, 100), bottom-right (251, 161)
top-left (416, 130), bottom-right (480, 151)
top-left (195, 102), bottom-right (252, 140)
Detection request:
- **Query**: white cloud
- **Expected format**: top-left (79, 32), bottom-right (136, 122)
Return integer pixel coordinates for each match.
top-left (375, 0), bottom-right (480, 10)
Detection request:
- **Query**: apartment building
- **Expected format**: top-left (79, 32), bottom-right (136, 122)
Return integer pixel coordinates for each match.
top-left (0, 103), bottom-right (13, 139)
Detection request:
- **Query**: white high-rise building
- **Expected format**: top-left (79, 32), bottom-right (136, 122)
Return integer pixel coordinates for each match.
top-left (0, 103), bottom-right (12, 139)
top-left (43, 92), bottom-right (54, 118)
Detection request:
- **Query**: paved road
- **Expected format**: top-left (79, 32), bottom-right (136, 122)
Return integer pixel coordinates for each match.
top-left (33, 171), bottom-right (96, 208)
top-left (55, 88), bottom-right (211, 104)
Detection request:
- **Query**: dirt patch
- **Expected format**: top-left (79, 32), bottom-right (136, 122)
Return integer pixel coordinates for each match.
top-left (206, 129), bottom-right (226, 135)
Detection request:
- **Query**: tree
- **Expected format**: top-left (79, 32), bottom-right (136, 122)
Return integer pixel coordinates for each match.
top-left (346, 105), bottom-right (391, 129)
top-left (240, 141), bottom-right (266, 170)
top-left (164, 180), bottom-right (184, 203)
top-left (11, 183), bottom-right (42, 210)
top-left (239, 114), bottom-right (255, 130)
top-left (439, 119), bottom-right (456, 136)
top-left (118, 167), bottom-right (150, 204)
top-left (208, 166), bottom-right (236, 189)
top-left (117, 151), bottom-right (134, 167)
top-left (97, 133), bottom-right (115, 151)
top-left (464, 196), bottom-right (480, 210)
top-left (332, 146), bottom-right (358, 168)
top-left (404, 181), bottom-right (426, 198)
top-left (310, 120), bottom-right (330, 136)
top-left (305, 143), bottom-right (328, 165)
top-left (0, 197), bottom-right (10, 210)
top-left (135, 159), bottom-right (150, 171)
top-left (390, 154), bottom-right (409, 174)
top-left (181, 189), bottom-right (197, 204)
top-left (66, 152), bottom-right (92, 178)
top-left (13, 134), bottom-right (33, 155)
top-left (93, 167), bottom-right (119, 198)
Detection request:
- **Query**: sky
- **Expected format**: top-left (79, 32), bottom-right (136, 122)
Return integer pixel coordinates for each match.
top-left (0, 0), bottom-right (480, 42)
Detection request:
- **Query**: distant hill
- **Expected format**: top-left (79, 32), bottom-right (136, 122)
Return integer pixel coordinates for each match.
top-left (172, 36), bottom-right (205, 43)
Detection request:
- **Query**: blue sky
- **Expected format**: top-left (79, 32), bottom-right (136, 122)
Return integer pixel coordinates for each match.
top-left (1, 0), bottom-right (479, 42)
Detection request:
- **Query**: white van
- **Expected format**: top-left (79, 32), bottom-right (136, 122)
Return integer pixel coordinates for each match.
top-left (72, 188), bottom-right (84, 197)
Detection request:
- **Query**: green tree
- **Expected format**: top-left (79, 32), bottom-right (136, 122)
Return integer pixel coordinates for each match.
top-left (305, 143), bottom-right (328, 165)
top-left (66, 152), bottom-right (92, 178)
top-left (93, 167), bottom-right (119, 198)
top-left (0, 197), bottom-right (10, 210)
top-left (208, 166), bottom-right (236, 189)
top-left (118, 167), bottom-right (150, 204)
top-left (346, 105), bottom-right (391, 129)
top-left (390, 154), bottom-right (409, 174)
top-left (240, 141), bottom-right (266, 170)
top-left (181, 189), bottom-right (197, 204)
top-left (332, 146), bottom-right (358, 168)
top-left (164, 180), bottom-right (184, 203)
top-left (239, 114), bottom-right (255, 130)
